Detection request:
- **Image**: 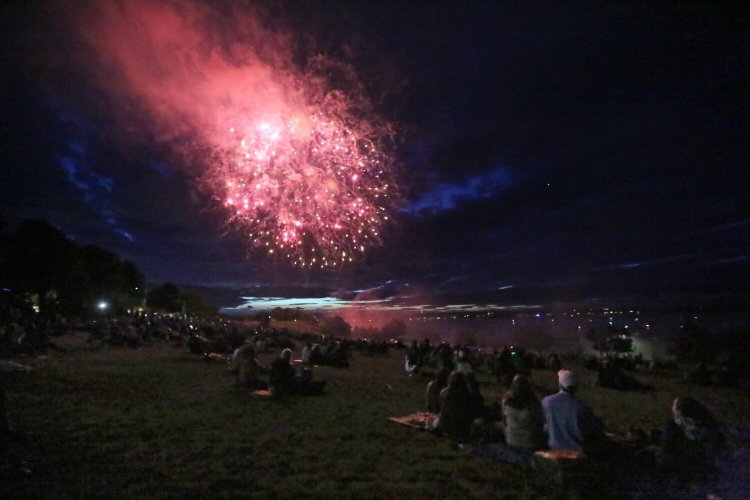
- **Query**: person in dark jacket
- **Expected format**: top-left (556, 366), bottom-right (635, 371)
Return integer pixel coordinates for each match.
top-left (425, 368), bottom-right (450, 413)
top-left (657, 397), bottom-right (725, 480)
top-left (436, 371), bottom-right (473, 442)
top-left (269, 348), bottom-right (296, 396)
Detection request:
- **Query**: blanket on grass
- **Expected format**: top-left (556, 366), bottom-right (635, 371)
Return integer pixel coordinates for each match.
top-left (249, 380), bottom-right (327, 398)
top-left (534, 449), bottom-right (587, 461)
top-left (388, 412), bottom-right (436, 430)
top-left (472, 446), bottom-right (588, 466)
top-left (388, 412), bottom-right (591, 467)
top-left (250, 389), bottom-right (273, 398)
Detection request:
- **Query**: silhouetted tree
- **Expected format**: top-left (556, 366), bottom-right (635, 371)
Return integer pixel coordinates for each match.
top-left (587, 325), bottom-right (633, 356)
top-left (147, 283), bottom-right (181, 312)
top-left (271, 307), bottom-right (308, 321)
top-left (320, 316), bottom-right (352, 338)
top-left (180, 293), bottom-right (216, 316)
top-left (0, 218), bottom-right (147, 316)
top-left (119, 261), bottom-right (145, 300)
top-left (79, 245), bottom-right (144, 312)
top-left (4, 219), bottom-right (86, 315)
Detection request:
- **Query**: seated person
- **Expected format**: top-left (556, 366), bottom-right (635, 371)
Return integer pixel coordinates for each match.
top-left (464, 372), bottom-right (486, 421)
top-left (542, 370), bottom-right (608, 456)
top-left (657, 396), bottom-right (725, 480)
top-left (229, 344), bottom-right (266, 389)
top-left (502, 374), bottom-right (545, 450)
top-left (269, 348), bottom-right (296, 396)
top-left (455, 349), bottom-right (474, 374)
top-left (301, 342), bottom-right (313, 365)
top-left (437, 345), bottom-right (455, 373)
top-left (425, 368), bottom-right (450, 413)
top-left (405, 342), bottom-right (421, 375)
top-left (435, 371), bottom-right (473, 442)
top-left (326, 341), bottom-right (349, 367)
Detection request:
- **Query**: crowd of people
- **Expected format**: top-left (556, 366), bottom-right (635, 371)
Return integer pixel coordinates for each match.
top-left (415, 342), bottom-right (729, 495)
top-left (227, 344), bottom-right (326, 396)
top-left (0, 298), bottom-right (737, 493)
top-left (184, 319), bottom-right (732, 491)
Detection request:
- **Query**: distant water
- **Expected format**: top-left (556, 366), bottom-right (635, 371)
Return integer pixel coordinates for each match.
top-left (219, 295), bottom-right (750, 360)
top-left (218, 295), bottom-right (542, 316)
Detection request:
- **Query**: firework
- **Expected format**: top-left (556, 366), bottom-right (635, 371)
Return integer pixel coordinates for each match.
top-left (75, 0), bottom-right (397, 267)
top-left (211, 105), bottom-right (393, 267)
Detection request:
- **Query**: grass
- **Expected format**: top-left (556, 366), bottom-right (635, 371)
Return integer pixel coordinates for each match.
top-left (3, 332), bottom-right (749, 498)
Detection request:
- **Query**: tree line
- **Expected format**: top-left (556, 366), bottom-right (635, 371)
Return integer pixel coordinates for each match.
top-left (0, 217), bottom-right (212, 317)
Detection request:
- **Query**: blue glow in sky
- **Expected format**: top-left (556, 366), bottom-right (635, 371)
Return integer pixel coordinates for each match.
top-left (219, 296), bottom-right (540, 316)
top-left (404, 166), bottom-right (512, 214)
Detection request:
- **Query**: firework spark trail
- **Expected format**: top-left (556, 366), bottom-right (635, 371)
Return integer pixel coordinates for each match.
top-left (214, 109), bottom-right (391, 267)
top-left (74, 0), bottom-right (396, 267)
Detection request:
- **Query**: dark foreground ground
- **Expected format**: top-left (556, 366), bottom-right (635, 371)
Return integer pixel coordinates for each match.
top-left (2, 333), bottom-right (749, 498)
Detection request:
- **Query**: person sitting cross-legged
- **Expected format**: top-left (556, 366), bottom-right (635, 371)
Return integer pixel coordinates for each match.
top-left (425, 368), bottom-right (450, 414)
top-left (657, 396), bottom-right (725, 481)
top-left (229, 343), bottom-right (267, 390)
top-left (434, 371), bottom-right (474, 442)
top-left (269, 348), bottom-right (296, 396)
top-left (542, 369), bottom-right (610, 457)
top-left (502, 374), bottom-right (545, 450)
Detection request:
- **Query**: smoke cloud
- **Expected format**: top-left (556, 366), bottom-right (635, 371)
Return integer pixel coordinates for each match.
top-left (65, 0), bottom-right (398, 264)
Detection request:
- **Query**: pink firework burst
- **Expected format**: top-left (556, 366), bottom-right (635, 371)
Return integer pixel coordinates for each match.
top-left (73, 0), bottom-right (398, 268)
top-left (211, 102), bottom-right (394, 267)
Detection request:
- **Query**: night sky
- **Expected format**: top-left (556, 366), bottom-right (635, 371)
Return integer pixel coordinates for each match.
top-left (2, 1), bottom-right (749, 308)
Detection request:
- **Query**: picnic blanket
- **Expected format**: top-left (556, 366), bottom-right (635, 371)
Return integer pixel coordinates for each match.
top-left (535, 449), bottom-right (587, 461)
top-left (205, 353), bottom-right (230, 363)
top-left (388, 412), bottom-right (436, 430)
top-left (249, 381), bottom-right (327, 398)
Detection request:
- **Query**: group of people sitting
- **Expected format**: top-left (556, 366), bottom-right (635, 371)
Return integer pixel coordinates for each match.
top-left (300, 339), bottom-right (349, 367)
top-left (424, 367), bottom-right (726, 481)
top-left (228, 343), bottom-right (326, 396)
top-left (595, 359), bottom-right (653, 391)
top-left (405, 340), bottom-right (567, 389)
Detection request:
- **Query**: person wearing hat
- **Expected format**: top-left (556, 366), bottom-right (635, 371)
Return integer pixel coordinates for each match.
top-left (541, 369), bottom-right (605, 453)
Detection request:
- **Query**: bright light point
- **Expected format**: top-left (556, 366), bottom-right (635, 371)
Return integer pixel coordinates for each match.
top-left (97, 301), bottom-right (109, 311)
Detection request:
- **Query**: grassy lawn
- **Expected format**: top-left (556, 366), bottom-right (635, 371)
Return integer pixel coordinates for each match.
top-left (3, 333), bottom-right (749, 498)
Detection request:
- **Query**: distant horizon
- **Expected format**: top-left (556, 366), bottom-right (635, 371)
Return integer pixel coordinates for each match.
top-left (171, 281), bottom-right (750, 317)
